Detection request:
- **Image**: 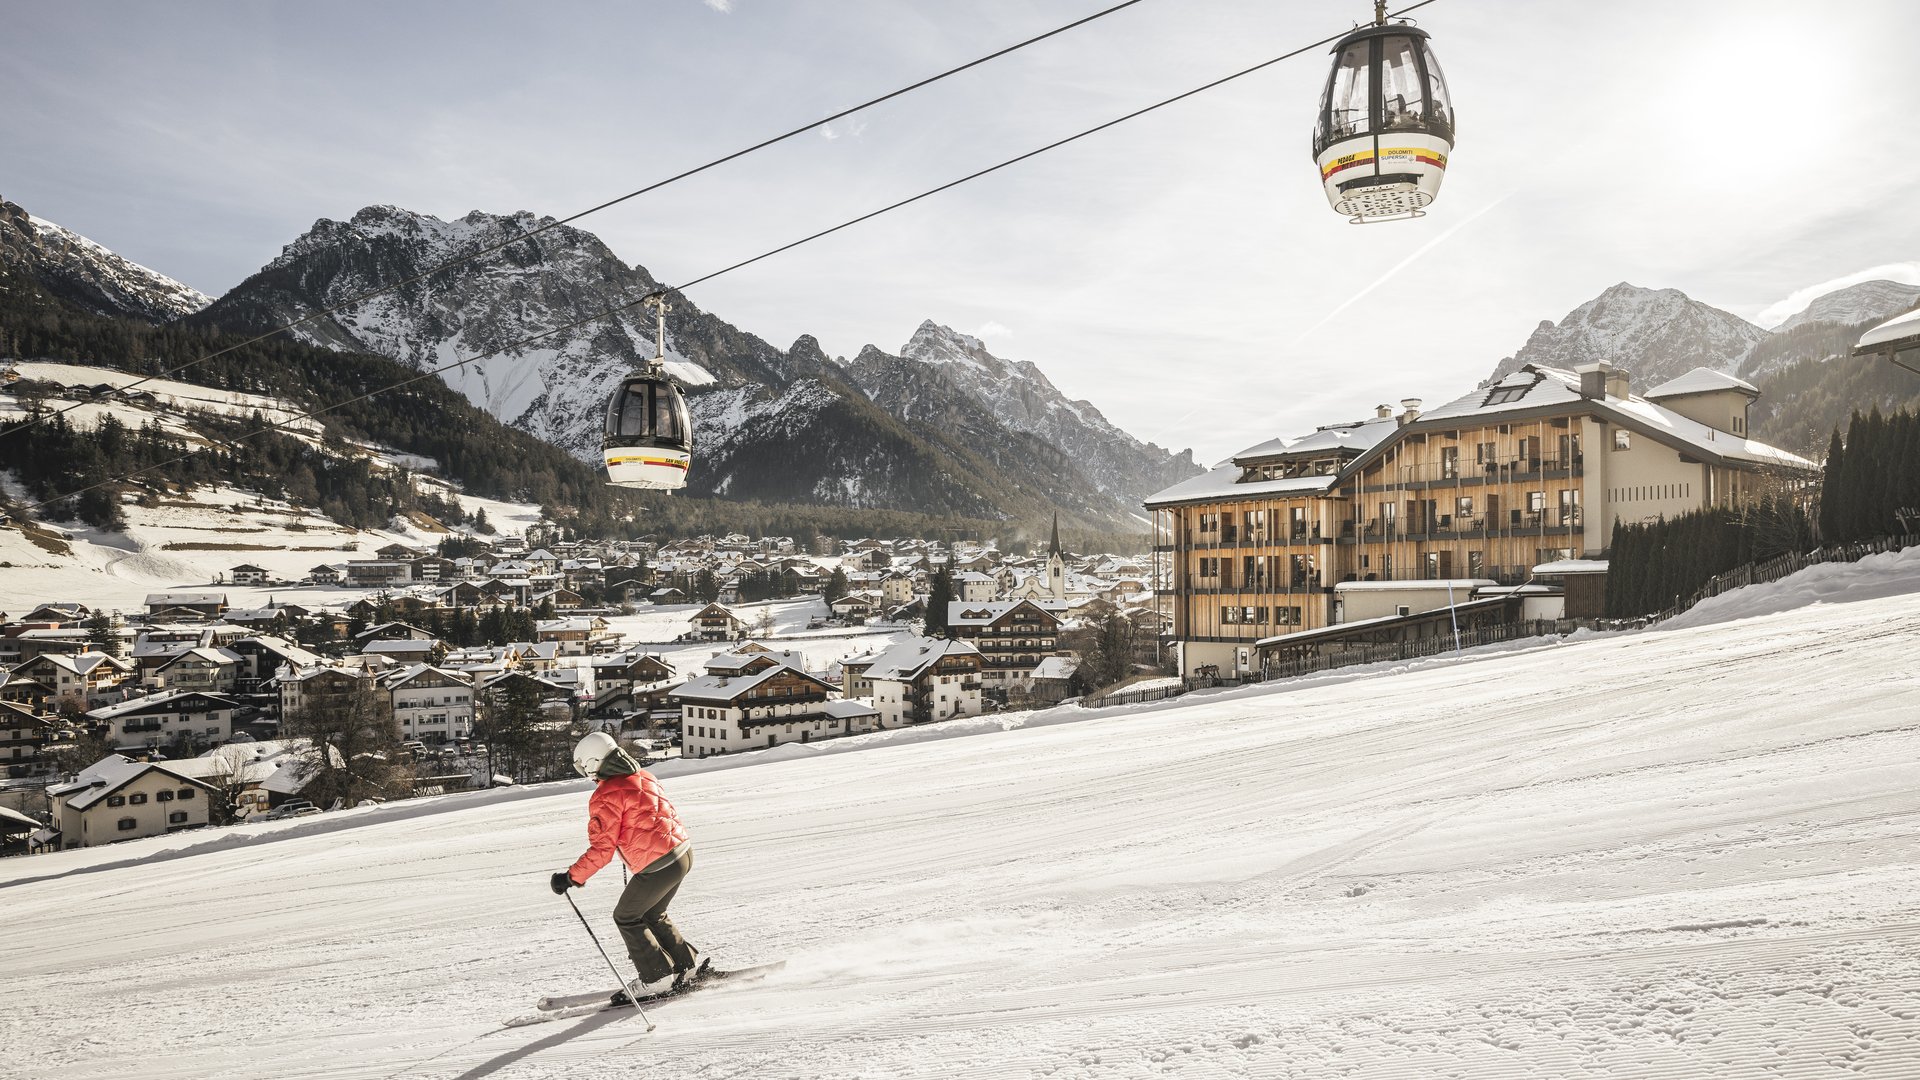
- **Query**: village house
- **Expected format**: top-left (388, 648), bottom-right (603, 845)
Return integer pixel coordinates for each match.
top-left (10, 652), bottom-right (133, 707)
top-left (345, 561), bottom-right (413, 588)
top-left (689, 603), bottom-right (746, 642)
top-left (148, 646), bottom-right (246, 694)
top-left (229, 564), bottom-right (271, 585)
top-left (48, 755), bottom-right (220, 849)
top-left (535, 617), bottom-right (602, 656)
top-left (1144, 362), bottom-right (1819, 678)
top-left (380, 665), bottom-right (475, 745)
top-left (863, 637), bottom-right (984, 728)
top-left (1, 701), bottom-right (52, 773)
top-left (280, 666), bottom-right (385, 726)
top-left (88, 690), bottom-right (240, 752)
top-left (308, 564), bottom-right (344, 585)
top-left (142, 592), bottom-right (228, 620)
top-left (670, 655), bottom-right (876, 759)
top-left (947, 599), bottom-right (1067, 691)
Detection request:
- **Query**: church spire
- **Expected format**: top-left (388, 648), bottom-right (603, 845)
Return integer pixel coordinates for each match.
top-left (1048, 513), bottom-right (1061, 558)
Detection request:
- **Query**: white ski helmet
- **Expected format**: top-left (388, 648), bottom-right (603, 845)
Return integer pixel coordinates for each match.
top-left (573, 731), bottom-right (621, 778)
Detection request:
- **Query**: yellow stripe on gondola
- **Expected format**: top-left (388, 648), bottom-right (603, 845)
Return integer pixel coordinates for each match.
top-left (1321, 147), bottom-right (1447, 179)
top-left (606, 456), bottom-right (690, 469)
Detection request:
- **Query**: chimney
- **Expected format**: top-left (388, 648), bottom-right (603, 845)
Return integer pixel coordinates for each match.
top-left (1375, 403), bottom-right (1393, 419)
top-left (1398, 398), bottom-right (1422, 426)
top-left (1578, 361), bottom-right (1609, 399)
top-left (1606, 369), bottom-right (1630, 400)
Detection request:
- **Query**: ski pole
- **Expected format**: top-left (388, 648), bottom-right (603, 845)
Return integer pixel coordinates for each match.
top-left (564, 890), bottom-right (655, 1031)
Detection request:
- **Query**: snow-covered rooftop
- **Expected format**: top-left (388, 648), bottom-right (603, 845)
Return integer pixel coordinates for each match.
top-left (1858, 306), bottom-right (1920, 348)
top-left (1645, 367), bottom-right (1759, 399)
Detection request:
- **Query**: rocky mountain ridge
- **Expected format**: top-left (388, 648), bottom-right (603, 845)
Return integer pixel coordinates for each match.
top-left (191, 204), bottom-right (1195, 529)
top-left (1483, 282), bottom-right (1771, 389)
top-left (0, 196), bottom-right (210, 322)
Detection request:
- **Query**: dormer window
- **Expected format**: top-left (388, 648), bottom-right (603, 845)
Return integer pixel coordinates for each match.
top-left (1484, 385), bottom-right (1528, 406)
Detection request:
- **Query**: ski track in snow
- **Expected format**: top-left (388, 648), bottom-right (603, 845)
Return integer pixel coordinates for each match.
top-left (6, 561), bottom-right (1920, 1077)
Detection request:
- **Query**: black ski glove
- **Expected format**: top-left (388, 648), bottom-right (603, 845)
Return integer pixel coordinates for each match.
top-left (551, 871), bottom-right (579, 895)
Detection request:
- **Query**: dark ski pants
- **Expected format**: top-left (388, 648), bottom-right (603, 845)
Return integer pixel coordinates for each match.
top-left (613, 846), bottom-right (698, 982)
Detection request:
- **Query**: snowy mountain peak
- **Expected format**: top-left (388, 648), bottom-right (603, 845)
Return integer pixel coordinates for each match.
top-left (1774, 279), bottom-right (1920, 332)
top-left (1485, 282), bottom-right (1768, 388)
top-left (870, 318), bottom-right (1200, 503)
top-left (0, 198), bottom-right (210, 322)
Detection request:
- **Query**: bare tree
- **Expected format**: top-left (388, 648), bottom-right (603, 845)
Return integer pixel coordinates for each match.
top-left (280, 676), bottom-right (409, 808)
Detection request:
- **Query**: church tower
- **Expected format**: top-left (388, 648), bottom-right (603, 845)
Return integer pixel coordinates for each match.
top-left (1047, 514), bottom-right (1066, 601)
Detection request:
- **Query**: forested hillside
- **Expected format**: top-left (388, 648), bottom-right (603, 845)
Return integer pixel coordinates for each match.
top-left (0, 262), bottom-right (1137, 549)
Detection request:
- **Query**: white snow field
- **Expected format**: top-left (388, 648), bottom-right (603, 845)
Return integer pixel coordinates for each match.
top-left (7, 555), bottom-right (1920, 1079)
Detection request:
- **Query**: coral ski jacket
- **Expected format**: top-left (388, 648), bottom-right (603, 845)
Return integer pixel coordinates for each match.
top-left (569, 771), bottom-right (689, 885)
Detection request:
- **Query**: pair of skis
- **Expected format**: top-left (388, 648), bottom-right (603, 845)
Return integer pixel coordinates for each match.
top-left (506, 961), bottom-right (785, 1028)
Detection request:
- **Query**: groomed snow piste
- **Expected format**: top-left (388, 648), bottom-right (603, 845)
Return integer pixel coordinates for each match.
top-left (6, 553), bottom-right (1920, 1078)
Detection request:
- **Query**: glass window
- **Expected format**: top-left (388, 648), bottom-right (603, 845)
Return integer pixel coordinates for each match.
top-left (1380, 35), bottom-right (1427, 130)
top-left (119, 817), bottom-right (138, 831)
top-left (1423, 40), bottom-right (1454, 134)
top-left (130, 793), bottom-right (147, 805)
top-left (158, 790), bottom-right (174, 802)
top-left (108, 795), bottom-right (125, 807)
top-left (1528, 491), bottom-right (1547, 513)
top-left (169, 812), bottom-right (188, 825)
top-left (1456, 497), bottom-right (1474, 518)
top-left (1323, 41), bottom-right (1373, 143)
top-left (1614, 429), bottom-right (1631, 450)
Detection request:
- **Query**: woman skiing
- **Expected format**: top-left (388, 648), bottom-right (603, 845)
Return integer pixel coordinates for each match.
top-left (550, 732), bottom-right (702, 1005)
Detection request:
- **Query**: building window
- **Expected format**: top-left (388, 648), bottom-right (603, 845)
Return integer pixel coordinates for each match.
top-left (1559, 489), bottom-right (1582, 525)
top-left (158, 789), bottom-right (174, 802)
top-left (1468, 551), bottom-right (1485, 576)
top-left (177, 788), bottom-right (194, 800)
top-left (1613, 429), bottom-right (1631, 450)
top-left (107, 795), bottom-right (126, 807)
top-left (130, 793), bottom-right (148, 805)
top-left (1440, 446), bottom-right (1459, 479)
top-left (1475, 441), bottom-right (1497, 464)
top-left (1455, 496), bottom-right (1473, 519)
top-left (118, 817), bottom-right (138, 831)
top-left (169, 812), bottom-right (188, 825)
top-left (1527, 491), bottom-right (1546, 513)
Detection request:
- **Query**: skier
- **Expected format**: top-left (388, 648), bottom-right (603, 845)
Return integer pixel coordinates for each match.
top-left (550, 731), bottom-right (702, 1006)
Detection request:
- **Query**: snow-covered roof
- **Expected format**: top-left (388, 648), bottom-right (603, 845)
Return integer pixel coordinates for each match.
top-left (1419, 365), bottom-right (1813, 470)
top-left (1143, 463), bottom-right (1338, 510)
top-left (821, 699), bottom-right (880, 719)
top-left (29, 652), bottom-right (128, 677)
top-left (671, 667), bottom-right (786, 703)
top-left (1033, 656), bottom-right (1079, 681)
top-left (87, 689), bottom-right (240, 720)
top-left (1857, 307), bottom-right (1920, 351)
top-left (864, 638), bottom-right (980, 682)
top-left (48, 755), bottom-right (212, 812)
top-left (1532, 559), bottom-right (1610, 575)
top-left (1332, 579), bottom-right (1496, 593)
top-left (0, 805), bottom-right (41, 831)
top-left (1644, 367), bottom-right (1759, 400)
top-left (144, 592), bottom-right (227, 607)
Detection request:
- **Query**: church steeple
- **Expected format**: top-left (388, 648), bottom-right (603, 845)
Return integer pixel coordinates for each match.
top-left (1046, 513), bottom-right (1066, 601)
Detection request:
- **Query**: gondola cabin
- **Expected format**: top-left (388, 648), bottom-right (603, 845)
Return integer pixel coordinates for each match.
top-left (602, 373), bottom-right (692, 490)
top-left (1312, 21), bottom-right (1455, 222)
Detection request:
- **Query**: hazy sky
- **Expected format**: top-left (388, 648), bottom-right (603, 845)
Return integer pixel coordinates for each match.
top-left (8, 0), bottom-right (1919, 463)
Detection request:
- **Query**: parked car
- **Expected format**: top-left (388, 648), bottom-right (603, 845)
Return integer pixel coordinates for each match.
top-left (265, 801), bottom-right (319, 821)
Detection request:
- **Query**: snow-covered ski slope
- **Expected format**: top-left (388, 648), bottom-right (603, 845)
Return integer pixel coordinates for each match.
top-left (8, 553), bottom-right (1920, 1079)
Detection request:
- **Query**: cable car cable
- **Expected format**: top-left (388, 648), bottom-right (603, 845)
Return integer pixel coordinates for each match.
top-left (0, 0), bottom-right (1152, 443)
top-left (15, 0), bottom-right (1441, 514)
